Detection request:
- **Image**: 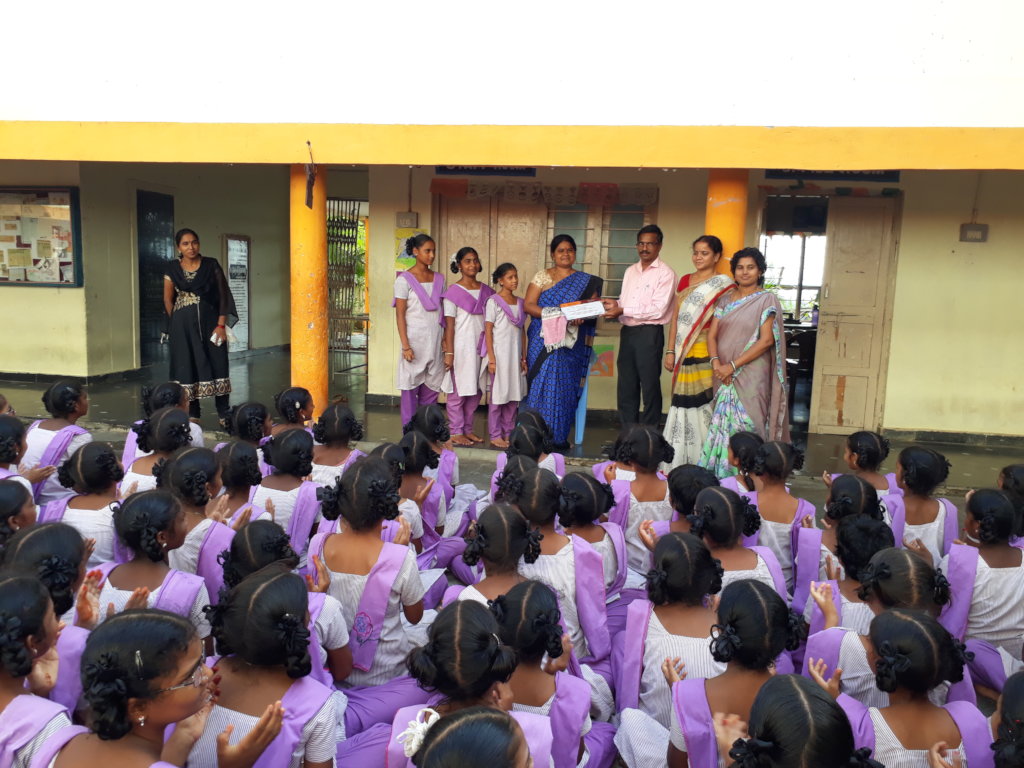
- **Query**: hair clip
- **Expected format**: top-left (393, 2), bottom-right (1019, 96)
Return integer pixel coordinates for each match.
top-left (134, 649), bottom-right (144, 674)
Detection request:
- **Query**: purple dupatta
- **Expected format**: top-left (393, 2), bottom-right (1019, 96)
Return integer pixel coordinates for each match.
top-left (671, 678), bottom-right (719, 768)
top-left (548, 672), bottom-right (593, 768)
top-left (938, 543), bottom-right (980, 640)
top-left (393, 271), bottom-right (446, 327)
top-left (443, 283), bottom-right (494, 315)
top-left (887, 495), bottom-right (958, 555)
top-left (196, 520), bottom-right (235, 605)
top-left (792, 526), bottom-right (824, 612)
top-left (572, 535), bottom-right (610, 662)
top-left (27, 421), bottom-right (87, 501)
top-left (305, 592), bottom-right (331, 687)
top-left (285, 480), bottom-right (322, 556)
top-left (0, 694), bottom-right (68, 767)
top-left (614, 599), bottom-right (653, 711)
top-left (50, 625), bottom-right (89, 713)
top-left (598, 521), bottom-right (628, 598)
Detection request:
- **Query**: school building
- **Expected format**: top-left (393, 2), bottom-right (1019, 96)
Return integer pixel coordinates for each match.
top-left (1, 2), bottom-right (1022, 444)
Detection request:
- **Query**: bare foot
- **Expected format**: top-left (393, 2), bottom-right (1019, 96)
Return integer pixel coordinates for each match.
top-left (467, 433), bottom-right (485, 444)
top-left (490, 438), bottom-right (509, 449)
top-left (451, 435), bottom-right (473, 447)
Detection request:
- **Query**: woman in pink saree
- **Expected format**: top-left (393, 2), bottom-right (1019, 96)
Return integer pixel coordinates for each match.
top-left (699, 248), bottom-right (790, 477)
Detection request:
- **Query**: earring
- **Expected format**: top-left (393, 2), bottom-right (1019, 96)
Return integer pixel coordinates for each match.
top-left (137, 715), bottom-right (146, 727)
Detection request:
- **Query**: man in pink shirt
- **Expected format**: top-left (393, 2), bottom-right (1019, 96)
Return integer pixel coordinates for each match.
top-left (603, 224), bottom-right (677, 427)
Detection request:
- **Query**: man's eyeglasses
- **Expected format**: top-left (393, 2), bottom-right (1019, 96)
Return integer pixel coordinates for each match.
top-left (636, 241), bottom-right (661, 250)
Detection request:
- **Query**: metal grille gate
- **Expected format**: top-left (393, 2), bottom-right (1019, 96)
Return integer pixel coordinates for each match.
top-left (327, 198), bottom-right (368, 352)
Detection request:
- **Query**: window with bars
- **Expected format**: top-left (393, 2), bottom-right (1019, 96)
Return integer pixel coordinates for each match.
top-left (547, 203), bottom-right (649, 298)
top-left (759, 233), bottom-right (826, 322)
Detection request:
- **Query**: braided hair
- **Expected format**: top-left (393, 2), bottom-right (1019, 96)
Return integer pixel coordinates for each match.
top-left (491, 580), bottom-right (564, 663)
top-left (318, 456), bottom-right (400, 530)
top-left (406, 600), bottom-right (518, 703)
top-left (687, 486), bottom-right (761, 546)
top-left (313, 402), bottom-right (364, 446)
top-left (463, 503), bottom-right (541, 571)
top-left (557, 472), bottom-right (614, 529)
top-left (370, 442), bottom-right (406, 487)
top-left (731, 674), bottom-right (884, 768)
top-left (0, 479), bottom-right (34, 548)
top-left (868, 609), bottom-right (967, 694)
top-left (217, 440), bottom-right (263, 491)
top-left (994, 672), bottom-right (1024, 768)
top-left (220, 520), bottom-right (299, 589)
top-left (42, 379), bottom-right (85, 419)
top-left (505, 425), bottom-right (552, 462)
top-left (205, 566), bottom-right (311, 678)
top-left (856, 547), bottom-right (951, 612)
top-left (403, 404), bottom-right (451, 445)
top-left (225, 401), bottom-right (270, 444)
top-left (1000, 464), bottom-right (1024, 520)
top-left (711, 580), bottom-right (804, 670)
top-left (132, 406), bottom-right (192, 455)
top-left (613, 425), bottom-right (674, 472)
top-left (728, 431), bottom-right (764, 489)
top-left (493, 455), bottom-right (538, 503)
top-left (405, 233), bottom-right (435, 256)
top-left (515, 408), bottom-right (554, 447)
top-left (897, 446), bottom-right (950, 496)
top-left (273, 386), bottom-right (313, 425)
top-left (833, 517), bottom-right (895, 582)
top-left (400, 430), bottom-right (441, 474)
top-left (0, 574), bottom-right (52, 678)
top-left (967, 488), bottom-right (1020, 544)
top-left (824, 475), bottom-right (884, 522)
top-left (261, 428), bottom-right (314, 477)
top-left (752, 442), bottom-right (805, 481)
top-left (1, 522), bottom-right (86, 615)
top-left (140, 381), bottom-right (186, 417)
top-left (112, 490), bottom-right (182, 562)
top-left (846, 430), bottom-right (891, 472)
top-left (411, 707), bottom-right (522, 768)
top-left (0, 414), bottom-right (25, 464)
top-left (57, 441), bottom-right (124, 494)
top-left (81, 609), bottom-right (195, 740)
top-left (156, 447), bottom-right (220, 507)
top-left (645, 532), bottom-right (724, 607)
top-left (667, 464), bottom-right (720, 518)
top-left (501, 467), bottom-right (560, 526)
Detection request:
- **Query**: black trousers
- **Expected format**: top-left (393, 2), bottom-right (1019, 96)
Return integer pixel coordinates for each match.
top-left (617, 324), bottom-right (665, 427)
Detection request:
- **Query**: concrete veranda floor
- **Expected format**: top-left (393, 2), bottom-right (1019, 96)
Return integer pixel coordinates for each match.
top-left (2, 348), bottom-right (1017, 517)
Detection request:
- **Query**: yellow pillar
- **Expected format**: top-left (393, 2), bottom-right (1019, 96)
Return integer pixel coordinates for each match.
top-left (289, 164), bottom-right (328, 418)
top-left (704, 169), bottom-right (750, 274)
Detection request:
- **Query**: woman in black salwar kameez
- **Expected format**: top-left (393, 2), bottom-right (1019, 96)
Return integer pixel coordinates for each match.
top-left (162, 228), bottom-right (238, 425)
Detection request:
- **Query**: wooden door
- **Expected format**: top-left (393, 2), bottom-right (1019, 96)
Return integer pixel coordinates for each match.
top-left (492, 199), bottom-right (548, 282)
top-left (809, 197), bottom-right (899, 434)
top-left (437, 197), bottom-right (547, 284)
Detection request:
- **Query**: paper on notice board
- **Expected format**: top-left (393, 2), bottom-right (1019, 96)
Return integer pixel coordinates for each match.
top-left (7, 248), bottom-right (31, 267)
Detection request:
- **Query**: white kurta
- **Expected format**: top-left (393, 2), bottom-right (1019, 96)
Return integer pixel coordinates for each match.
top-left (485, 296), bottom-right (526, 405)
top-left (394, 276), bottom-right (445, 391)
top-left (442, 288), bottom-right (486, 395)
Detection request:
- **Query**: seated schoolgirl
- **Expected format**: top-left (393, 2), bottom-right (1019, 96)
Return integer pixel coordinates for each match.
top-left (21, 380), bottom-right (92, 504)
top-left (617, 579), bottom-right (803, 768)
top-left (803, 516), bottom-right (895, 635)
top-left (792, 474), bottom-right (885, 611)
top-left (490, 452), bottom-right (540, 503)
top-left (216, 440), bottom-right (272, 524)
top-left (93, 491), bottom-right (212, 642)
top-left (614, 533), bottom-right (725, 728)
top-left (122, 381), bottom-right (205, 468)
top-left (405, 404), bottom-right (458, 487)
top-left (0, 413), bottom-right (54, 494)
top-left (367, 442), bottom-right (425, 549)
top-left (502, 423), bottom-right (563, 477)
top-left (685, 486), bottom-right (788, 597)
top-left (445, 503), bottom-right (541, 606)
top-left (558, 472), bottom-right (626, 600)
top-left (271, 385), bottom-right (315, 437)
top-left (647, 463), bottom-right (721, 539)
top-left (222, 401), bottom-right (273, 477)
top-left (38, 608), bottom-right (281, 768)
top-left (0, 478), bottom-right (36, 548)
top-left (493, 580), bottom-right (617, 768)
top-left (156, 446), bottom-right (252, 600)
top-left (508, 468), bottom-right (610, 666)
top-left (805, 547), bottom-right (961, 708)
top-left (308, 457), bottom-right (425, 688)
top-left (941, 488), bottom-right (1024, 659)
top-left (396, 431), bottom-right (446, 539)
top-left (887, 446), bottom-right (957, 565)
top-left (747, 441), bottom-right (815, 591)
top-left (810, 609), bottom-right (990, 767)
top-left (998, 464), bottom-right (1024, 516)
top-left (977, 670), bottom-right (1024, 768)
top-left (254, 429), bottom-right (321, 561)
top-left (407, 706), bottom-right (532, 768)
top-left (386, 600), bottom-right (553, 767)
top-left (604, 425), bottom-right (675, 576)
top-left (823, 430), bottom-right (898, 496)
top-left (194, 567), bottom-right (335, 768)
top-left (311, 402), bottom-right (365, 486)
top-left (45, 442), bottom-right (123, 567)
top-left (0, 573), bottom-right (71, 768)
top-left (123, 406), bottom-right (193, 494)
top-left (719, 430), bottom-right (763, 495)
top-left (720, 674), bottom-right (883, 768)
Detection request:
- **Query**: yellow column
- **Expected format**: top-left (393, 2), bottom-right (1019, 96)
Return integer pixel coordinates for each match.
top-left (704, 169), bottom-right (750, 274)
top-left (290, 164), bottom-right (328, 418)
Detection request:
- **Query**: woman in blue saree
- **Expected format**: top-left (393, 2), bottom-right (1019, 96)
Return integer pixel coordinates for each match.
top-left (522, 234), bottom-right (603, 448)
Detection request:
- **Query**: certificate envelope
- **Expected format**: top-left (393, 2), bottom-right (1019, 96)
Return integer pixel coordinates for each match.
top-left (560, 300), bottom-right (605, 320)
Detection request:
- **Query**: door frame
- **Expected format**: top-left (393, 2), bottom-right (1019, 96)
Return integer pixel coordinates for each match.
top-left (130, 180), bottom-right (176, 370)
top-left (757, 190), bottom-right (903, 433)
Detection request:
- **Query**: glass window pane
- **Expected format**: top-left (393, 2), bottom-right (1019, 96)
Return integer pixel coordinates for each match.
top-left (802, 235), bottom-right (826, 286)
top-left (554, 211), bottom-right (588, 231)
top-left (607, 262), bottom-right (630, 281)
top-left (604, 279), bottom-right (622, 297)
top-left (608, 228), bottom-right (638, 248)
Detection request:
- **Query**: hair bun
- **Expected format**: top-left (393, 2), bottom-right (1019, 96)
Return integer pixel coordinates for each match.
top-left (728, 737), bottom-right (774, 766)
top-left (711, 622), bottom-right (743, 661)
top-left (933, 569), bottom-right (952, 606)
top-left (848, 747), bottom-right (885, 768)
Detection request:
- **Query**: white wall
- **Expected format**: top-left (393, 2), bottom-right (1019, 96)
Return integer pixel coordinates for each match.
top-left (4, 0), bottom-right (1023, 128)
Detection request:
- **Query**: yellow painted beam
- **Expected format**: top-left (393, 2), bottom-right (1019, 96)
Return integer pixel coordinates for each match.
top-left (705, 169), bottom-right (750, 273)
top-left (3, 122), bottom-right (1024, 170)
top-left (289, 164), bottom-right (328, 419)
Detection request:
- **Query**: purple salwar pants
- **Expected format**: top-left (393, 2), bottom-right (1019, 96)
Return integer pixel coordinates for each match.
top-left (400, 384), bottom-right (439, 425)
